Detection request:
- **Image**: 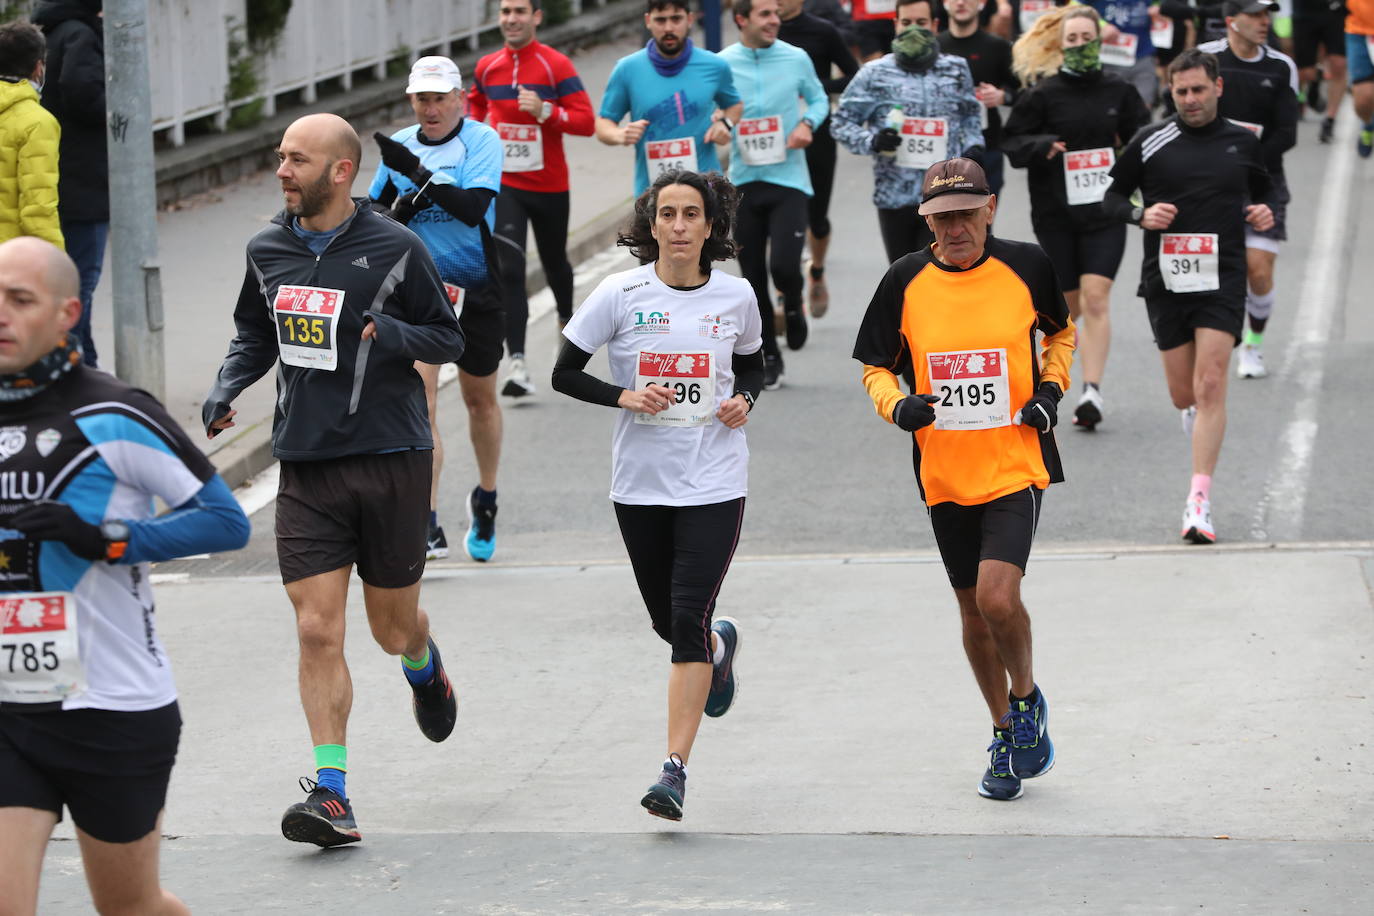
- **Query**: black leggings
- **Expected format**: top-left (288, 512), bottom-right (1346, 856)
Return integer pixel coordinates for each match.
top-left (494, 186), bottom-right (574, 356)
top-left (877, 207), bottom-right (934, 264)
top-left (804, 120), bottom-right (838, 239)
top-left (735, 182), bottom-right (809, 357)
top-left (613, 498), bottom-right (746, 664)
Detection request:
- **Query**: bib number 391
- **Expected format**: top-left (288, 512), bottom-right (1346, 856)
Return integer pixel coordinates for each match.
top-left (927, 348), bottom-right (1011, 430)
top-left (274, 285), bottom-right (343, 371)
top-left (1160, 233), bottom-right (1220, 293)
top-left (0, 592), bottom-right (84, 704)
top-left (634, 351), bottom-right (715, 427)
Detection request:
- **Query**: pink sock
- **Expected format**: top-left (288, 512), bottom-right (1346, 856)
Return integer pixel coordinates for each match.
top-left (1190, 474), bottom-right (1212, 501)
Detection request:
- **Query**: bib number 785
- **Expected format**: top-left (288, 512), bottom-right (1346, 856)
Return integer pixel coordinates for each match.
top-left (3, 641), bottom-right (59, 673)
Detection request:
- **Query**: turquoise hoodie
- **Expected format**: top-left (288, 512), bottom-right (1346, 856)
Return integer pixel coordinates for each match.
top-left (719, 39), bottom-right (829, 195)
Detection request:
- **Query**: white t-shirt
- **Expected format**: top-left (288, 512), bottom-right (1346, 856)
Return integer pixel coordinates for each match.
top-left (563, 264), bottom-right (763, 506)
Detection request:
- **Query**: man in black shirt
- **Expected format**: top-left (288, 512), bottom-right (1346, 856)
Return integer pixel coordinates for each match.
top-left (1197, 0), bottom-right (1298, 380)
top-left (205, 113), bottom-right (465, 848)
top-left (1103, 49), bottom-right (1273, 545)
top-left (939, 0), bottom-right (1019, 196)
top-left (780, 0), bottom-right (860, 315)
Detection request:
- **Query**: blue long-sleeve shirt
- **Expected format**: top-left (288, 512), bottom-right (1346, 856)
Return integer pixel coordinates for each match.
top-left (719, 39), bottom-right (830, 195)
top-left (831, 54), bottom-right (983, 209)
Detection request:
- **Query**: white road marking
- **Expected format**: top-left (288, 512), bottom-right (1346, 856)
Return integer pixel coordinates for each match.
top-left (1252, 113), bottom-right (1358, 540)
top-left (233, 463), bottom-right (280, 518)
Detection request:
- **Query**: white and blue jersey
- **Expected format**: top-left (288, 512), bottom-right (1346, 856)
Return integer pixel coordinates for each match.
top-left (1, 368), bottom-right (249, 712)
top-left (599, 45), bottom-right (743, 194)
top-left (719, 39), bottom-right (830, 195)
top-left (368, 120), bottom-right (503, 292)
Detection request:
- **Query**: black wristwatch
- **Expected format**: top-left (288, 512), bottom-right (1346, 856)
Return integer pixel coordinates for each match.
top-left (734, 390), bottom-right (755, 412)
top-left (100, 520), bottom-right (130, 562)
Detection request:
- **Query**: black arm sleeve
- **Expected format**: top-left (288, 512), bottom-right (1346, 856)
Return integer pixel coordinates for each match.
top-left (1266, 85), bottom-right (1300, 162)
top-left (550, 338), bottom-right (625, 408)
top-left (1158, 0), bottom-right (1194, 17)
top-left (825, 27), bottom-right (861, 94)
top-left (371, 175), bottom-right (399, 208)
top-left (419, 184), bottom-right (497, 228)
top-left (1101, 129), bottom-right (1146, 223)
top-left (365, 239), bottom-right (466, 364)
top-left (732, 350), bottom-right (764, 404)
top-left (202, 255), bottom-right (282, 434)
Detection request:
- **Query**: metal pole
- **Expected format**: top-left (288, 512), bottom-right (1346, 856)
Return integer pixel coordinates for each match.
top-left (103, 0), bottom-right (165, 399)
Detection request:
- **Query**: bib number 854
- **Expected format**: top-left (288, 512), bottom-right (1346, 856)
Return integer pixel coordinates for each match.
top-left (3, 641), bottom-right (59, 673)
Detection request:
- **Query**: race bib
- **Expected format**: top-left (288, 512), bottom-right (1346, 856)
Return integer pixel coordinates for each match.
top-left (1150, 11), bottom-right (1175, 49)
top-left (634, 351), bottom-right (715, 427)
top-left (443, 283), bottom-right (465, 321)
top-left (1019, 0), bottom-right (1055, 32)
top-left (1101, 33), bottom-right (1139, 68)
top-left (1063, 147), bottom-right (1115, 206)
top-left (646, 137), bottom-right (697, 179)
top-left (895, 117), bottom-right (947, 171)
top-left (927, 349), bottom-right (1011, 431)
top-left (737, 116), bottom-right (786, 166)
top-left (864, 0), bottom-right (897, 13)
top-left (1160, 233), bottom-right (1220, 293)
top-left (1228, 118), bottom-right (1264, 139)
top-left (274, 285), bottom-right (343, 371)
top-left (0, 592), bottom-right (84, 704)
top-left (499, 123), bottom-right (544, 172)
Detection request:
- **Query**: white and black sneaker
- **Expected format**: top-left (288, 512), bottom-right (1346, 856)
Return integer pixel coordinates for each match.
top-left (1236, 343), bottom-right (1267, 379)
top-left (501, 356), bottom-right (537, 398)
top-left (1073, 385), bottom-right (1104, 430)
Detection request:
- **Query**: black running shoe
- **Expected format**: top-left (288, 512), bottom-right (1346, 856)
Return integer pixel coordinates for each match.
top-left (704, 617), bottom-right (740, 718)
top-left (426, 524), bottom-right (449, 560)
top-left (763, 352), bottom-right (783, 391)
top-left (1306, 79), bottom-right (1325, 115)
top-left (1319, 117), bottom-right (1334, 145)
top-left (281, 777), bottom-right (361, 847)
top-left (409, 636), bottom-right (457, 742)
top-left (641, 753), bottom-right (687, 821)
top-left (785, 305), bottom-right (808, 351)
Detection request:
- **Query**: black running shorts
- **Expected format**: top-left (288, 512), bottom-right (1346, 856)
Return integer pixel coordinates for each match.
top-left (0, 702), bottom-right (181, 844)
top-left (1034, 224), bottom-right (1128, 290)
top-left (456, 286), bottom-right (504, 378)
top-left (1292, 11), bottom-right (1346, 69)
top-left (929, 487), bottom-right (1043, 591)
top-left (1145, 293), bottom-right (1245, 351)
top-left (276, 449), bottom-right (431, 587)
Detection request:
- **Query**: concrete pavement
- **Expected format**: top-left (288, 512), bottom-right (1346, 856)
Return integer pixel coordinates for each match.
top-left (35, 546), bottom-right (1374, 912)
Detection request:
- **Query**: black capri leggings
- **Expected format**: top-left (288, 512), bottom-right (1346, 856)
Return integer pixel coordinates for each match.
top-left (804, 120), bottom-right (838, 239)
top-left (613, 497), bottom-right (746, 664)
top-left (494, 186), bottom-right (575, 356)
top-left (736, 182), bottom-right (809, 357)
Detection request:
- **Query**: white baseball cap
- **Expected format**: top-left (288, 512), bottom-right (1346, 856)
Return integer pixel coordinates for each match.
top-left (406, 56), bottom-right (462, 94)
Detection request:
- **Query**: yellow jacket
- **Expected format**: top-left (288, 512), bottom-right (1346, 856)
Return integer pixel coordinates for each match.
top-left (0, 77), bottom-right (64, 248)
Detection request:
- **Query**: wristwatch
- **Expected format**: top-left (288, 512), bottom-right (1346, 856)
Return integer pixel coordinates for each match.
top-left (538, 100), bottom-right (553, 123)
top-left (100, 520), bottom-right (130, 562)
top-left (1130, 205), bottom-right (1145, 224)
top-left (734, 390), bottom-right (755, 412)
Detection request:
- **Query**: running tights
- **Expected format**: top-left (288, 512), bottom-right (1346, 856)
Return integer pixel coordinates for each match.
top-left (494, 186), bottom-right (574, 356)
top-left (735, 182), bottom-right (809, 357)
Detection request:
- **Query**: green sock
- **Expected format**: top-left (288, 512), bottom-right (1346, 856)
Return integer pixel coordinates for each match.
top-left (1243, 329), bottom-right (1263, 348)
top-left (402, 648), bottom-right (430, 670)
top-left (314, 744), bottom-right (347, 796)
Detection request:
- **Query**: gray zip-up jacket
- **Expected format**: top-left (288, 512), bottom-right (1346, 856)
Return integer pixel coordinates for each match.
top-left (203, 200), bottom-right (464, 461)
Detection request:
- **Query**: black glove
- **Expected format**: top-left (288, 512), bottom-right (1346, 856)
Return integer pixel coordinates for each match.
top-left (1018, 382), bottom-right (1062, 433)
top-left (892, 393), bottom-right (941, 432)
top-left (873, 127), bottom-right (902, 153)
top-left (8, 501), bottom-right (106, 560)
top-left (373, 131), bottom-right (425, 181)
top-left (390, 191), bottom-right (425, 225)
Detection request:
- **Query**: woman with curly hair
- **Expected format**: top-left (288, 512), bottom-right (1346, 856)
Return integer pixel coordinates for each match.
top-left (551, 170), bottom-right (764, 822)
top-left (1003, 5), bottom-right (1150, 430)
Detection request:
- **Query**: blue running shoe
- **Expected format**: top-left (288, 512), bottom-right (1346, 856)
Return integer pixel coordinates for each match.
top-left (704, 617), bottom-right (741, 718)
top-left (978, 730), bottom-right (1022, 800)
top-left (464, 488), bottom-right (497, 562)
top-left (641, 753), bottom-right (687, 821)
top-left (1359, 124), bottom-right (1374, 159)
top-left (1005, 687), bottom-right (1055, 779)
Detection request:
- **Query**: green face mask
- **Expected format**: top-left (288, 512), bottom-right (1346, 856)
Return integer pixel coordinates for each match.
top-left (1062, 38), bottom-right (1102, 75)
top-left (892, 26), bottom-right (939, 73)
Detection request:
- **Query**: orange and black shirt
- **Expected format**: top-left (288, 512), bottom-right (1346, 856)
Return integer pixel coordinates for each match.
top-left (852, 237), bottom-right (1075, 508)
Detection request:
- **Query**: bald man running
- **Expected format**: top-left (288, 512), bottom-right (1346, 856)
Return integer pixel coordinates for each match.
top-left (203, 113), bottom-right (466, 848)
